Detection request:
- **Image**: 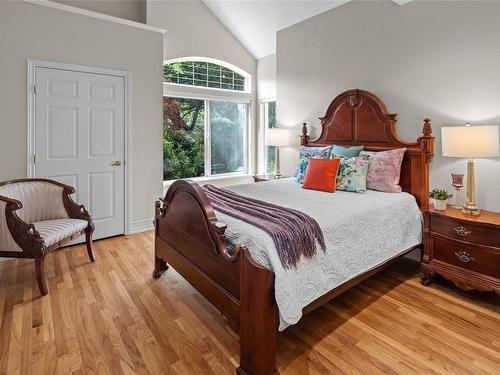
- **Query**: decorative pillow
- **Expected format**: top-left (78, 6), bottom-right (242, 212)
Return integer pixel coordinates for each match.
top-left (360, 148), bottom-right (406, 192)
top-left (330, 145), bottom-right (364, 158)
top-left (335, 155), bottom-right (371, 193)
top-left (303, 158), bottom-right (340, 192)
top-left (294, 145), bottom-right (333, 183)
top-left (295, 158), bottom-right (309, 183)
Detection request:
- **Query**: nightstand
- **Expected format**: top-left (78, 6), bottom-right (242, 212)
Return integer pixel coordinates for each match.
top-left (253, 174), bottom-right (288, 183)
top-left (421, 205), bottom-right (500, 294)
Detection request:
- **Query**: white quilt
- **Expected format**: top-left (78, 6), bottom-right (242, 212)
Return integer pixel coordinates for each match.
top-left (215, 178), bottom-right (422, 331)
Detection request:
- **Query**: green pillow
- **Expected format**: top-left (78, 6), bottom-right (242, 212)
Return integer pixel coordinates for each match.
top-left (330, 145), bottom-right (364, 158)
top-left (335, 155), bottom-right (371, 193)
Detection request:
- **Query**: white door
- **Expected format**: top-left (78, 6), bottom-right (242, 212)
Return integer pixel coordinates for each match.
top-left (34, 67), bottom-right (125, 240)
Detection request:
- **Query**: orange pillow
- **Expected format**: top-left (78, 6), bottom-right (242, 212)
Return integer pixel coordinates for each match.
top-left (303, 158), bottom-right (340, 192)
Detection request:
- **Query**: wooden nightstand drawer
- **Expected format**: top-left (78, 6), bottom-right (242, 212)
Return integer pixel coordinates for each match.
top-left (431, 236), bottom-right (500, 279)
top-left (430, 215), bottom-right (500, 248)
top-left (423, 207), bottom-right (500, 293)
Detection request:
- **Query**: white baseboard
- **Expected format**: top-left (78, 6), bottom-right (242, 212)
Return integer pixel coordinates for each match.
top-left (129, 218), bottom-right (154, 234)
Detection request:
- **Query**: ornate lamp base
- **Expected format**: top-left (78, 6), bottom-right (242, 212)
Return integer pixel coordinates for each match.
top-left (274, 147), bottom-right (281, 178)
top-left (462, 159), bottom-right (481, 216)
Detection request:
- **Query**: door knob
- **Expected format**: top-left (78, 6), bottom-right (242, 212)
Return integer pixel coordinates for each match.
top-left (111, 161), bottom-right (122, 166)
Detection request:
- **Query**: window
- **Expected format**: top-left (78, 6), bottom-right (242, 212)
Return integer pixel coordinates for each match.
top-left (264, 101), bottom-right (277, 174)
top-left (163, 97), bottom-right (205, 180)
top-left (163, 97), bottom-right (248, 180)
top-left (210, 101), bottom-right (247, 175)
top-left (163, 58), bottom-right (251, 181)
top-left (164, 60), bottom-right (248, 92)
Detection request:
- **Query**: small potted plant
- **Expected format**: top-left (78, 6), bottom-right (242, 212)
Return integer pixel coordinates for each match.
top-left (429, 188), bottom-right (453, 210)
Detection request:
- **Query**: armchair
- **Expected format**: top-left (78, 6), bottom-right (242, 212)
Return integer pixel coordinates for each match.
top-left (0, 179), bottom-right (95, 295)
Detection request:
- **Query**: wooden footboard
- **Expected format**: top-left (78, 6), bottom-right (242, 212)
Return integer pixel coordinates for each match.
top-left (154, 180), bottom-right (278, 375)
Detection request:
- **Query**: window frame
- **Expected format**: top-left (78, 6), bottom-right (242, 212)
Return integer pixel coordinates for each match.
top-left (163, 90), bottom-right (251, 182)
top-left (259, 98), bottom-right (277, 174)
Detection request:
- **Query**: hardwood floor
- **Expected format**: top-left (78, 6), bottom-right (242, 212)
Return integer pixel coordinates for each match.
top-left (0, 232), bottom-right (498, 374)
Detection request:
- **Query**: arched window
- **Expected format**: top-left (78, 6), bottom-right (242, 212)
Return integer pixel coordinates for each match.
top-left (163, 58), bottom-right (250, 92)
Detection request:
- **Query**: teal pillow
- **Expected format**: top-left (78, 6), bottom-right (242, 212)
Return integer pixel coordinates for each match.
top-left (335, 155), bottom-right (371, 193)
top-left (330, 145), bottom-right (364, 158)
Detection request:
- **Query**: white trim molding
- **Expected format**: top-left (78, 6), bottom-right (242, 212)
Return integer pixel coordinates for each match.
top-left (392, 0), bottom-right (414, 5)
top-left (22, 0), bottom-right (166, 34)
top-left (164, 85), bottom-right (252, 103)
top-left (27, 59), bottom-right (132, 236)
top-left (129, 218), bottom-right (154, 234)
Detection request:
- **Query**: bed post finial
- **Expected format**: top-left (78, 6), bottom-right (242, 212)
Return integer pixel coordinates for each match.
top-left (419, 118), bottom-right (434, 164)
top-left (418, 117), bottom-right (435, 209)
top-left (300, 122), bottom-right (309, 146)
top-left (422, 118), bottom-right (433, 138)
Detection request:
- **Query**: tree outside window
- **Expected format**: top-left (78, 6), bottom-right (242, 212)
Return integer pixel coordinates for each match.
top-left (163, 97), bottom-right (205, 180)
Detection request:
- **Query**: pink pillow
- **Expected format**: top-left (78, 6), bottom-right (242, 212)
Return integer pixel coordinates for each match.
top-left (360, 148), bottom-right (406, 192)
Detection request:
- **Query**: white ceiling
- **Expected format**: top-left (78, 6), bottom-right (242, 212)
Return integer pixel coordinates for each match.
top-left (202, 0), bottom-right (413, 59)
top-left (202, 0), bottom-right (349, 59)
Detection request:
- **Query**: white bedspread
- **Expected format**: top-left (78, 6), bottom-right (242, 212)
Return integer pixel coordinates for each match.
top-left (215, 178), bottom-right (422, 331)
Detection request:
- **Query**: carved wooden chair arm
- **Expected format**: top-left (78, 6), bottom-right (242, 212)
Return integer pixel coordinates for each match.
top-left (0, 194), bottom-right (23, 210)
top-left (62, 190), bottom-right (92, 222)
top-left (0, 194), bottom-right (44, 257)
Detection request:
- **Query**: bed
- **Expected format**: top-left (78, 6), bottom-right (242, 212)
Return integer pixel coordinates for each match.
top-left (153, 89), bottom-right (435, 375)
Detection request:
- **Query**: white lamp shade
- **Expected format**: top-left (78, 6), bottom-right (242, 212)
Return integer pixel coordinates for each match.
top-left (265, 128), bottom-right (296, 147)
top-left (441, 125), bottom-right (499, 158)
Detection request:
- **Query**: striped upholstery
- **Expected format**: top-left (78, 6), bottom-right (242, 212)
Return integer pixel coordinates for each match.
top-left (0, 182), bottom-right (69, 223)
top-left (33, 219), bottom-right (88, 247)
top-left (0, 181), bottom-right (85, 253)
top-left (0, 201), bottom-right (23, 252)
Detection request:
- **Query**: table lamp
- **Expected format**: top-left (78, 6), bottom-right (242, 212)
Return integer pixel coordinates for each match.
top-left (265, 128), bottom-right (295, 177)
top-left (441, 124), bottom-right (499, 215)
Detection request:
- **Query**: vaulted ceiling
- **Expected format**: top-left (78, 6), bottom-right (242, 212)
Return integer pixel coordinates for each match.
top-left (203, 0), bottom-right (413, 59)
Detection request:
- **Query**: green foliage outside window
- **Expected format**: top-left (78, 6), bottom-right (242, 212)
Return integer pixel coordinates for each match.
top-left (163, 98), bottom-right (205, 180)
top-left (210, 101), bottom-right (246, 175)
top-left (266, 102), bottom-right (277, 174)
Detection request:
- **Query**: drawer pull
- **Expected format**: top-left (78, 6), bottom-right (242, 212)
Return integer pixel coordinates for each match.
top-left (455, 251), bottom-right (475, 263)
top-left (454, 226), bottom-right (471, 236)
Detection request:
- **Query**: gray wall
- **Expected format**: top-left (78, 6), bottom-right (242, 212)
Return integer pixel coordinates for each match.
top-left (256, 53), bottom-right (277, 173)
top-left (54, 0), bottom-right (147, 23)
top-left (147, 0), bottom-right (255, 76)
top-left (0, 1), bottom-right (164, 228)
top-left (257, 54), bottom-right (276, 101)
top-left (147, 0), bottom-right (258, 174)
top-left (277, 0), bottom-right (500, 210)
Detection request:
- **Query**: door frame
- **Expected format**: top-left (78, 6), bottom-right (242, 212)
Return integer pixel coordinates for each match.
top-left (27, 59), bottom-right (131, 235)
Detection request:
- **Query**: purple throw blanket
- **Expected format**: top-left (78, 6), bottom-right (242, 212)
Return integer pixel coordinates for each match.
top-left (203, 185), bottom-right (325, 269)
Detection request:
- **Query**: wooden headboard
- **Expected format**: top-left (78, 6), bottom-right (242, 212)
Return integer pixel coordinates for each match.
top-left (300, 89), bottom-right (434, 208)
